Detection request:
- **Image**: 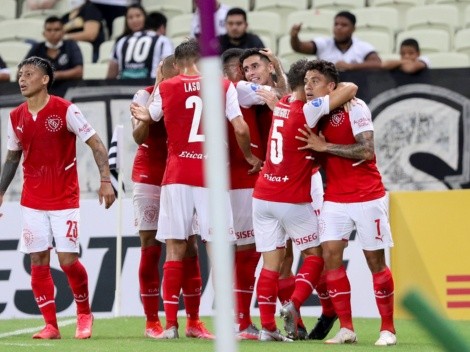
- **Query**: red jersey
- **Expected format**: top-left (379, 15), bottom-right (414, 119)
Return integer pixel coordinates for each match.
top-left (131, 86), bottom-right (167, 186)
top-left (253, 95), bottom-right (314, 203)
top-left (306, 97), bottom-right (385, 202)
top-left (149, 75), bottom-right (242, 187)
top-left (255, 104), bottom-right (273, 159)
top-left (228, 104), bottom-right (263, 189)
top-left (8, 95), bottom-right (96, 210)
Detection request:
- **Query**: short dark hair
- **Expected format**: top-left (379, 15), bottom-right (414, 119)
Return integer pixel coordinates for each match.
top-left (146, 11), bottom-right (167, 31)
top-left (304, 59), bottom-right (339, 87)
top-left (335, 11), bottom-right (356, 26)
top-left (287, 58), bottom-right (308, 90)
top-left (226, 7), bottom-right (247, 21)
top-left (44, 15), bottom-right (62, 26)
top-left (239, 48), bottom-right (270, 65)
top-left (18, 56), bottom-right (55, 89)
top-left (400, 38), bottom-right (420, 52)
top-left (221, 47), bottom-right (244, 65)
top-left (174, 38), bottom-right (200, 62)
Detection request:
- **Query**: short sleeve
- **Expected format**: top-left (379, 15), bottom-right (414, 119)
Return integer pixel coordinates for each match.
top-left (131, 89), bottom-right (151, 120)
top-left (7, 117), bottom-right (21, 151)
top-left (225, 82), bottom-right (242, 121)
top-left (66, 104), bottom-right (96, 143)
top-left (349, 99), bottom-right (374, 136)
top-left (303, 95), bottom-right (330, 128)
top-left (148, 86), bottom-right (163, 122)
top-left (236, 80), bottom-right (271, 108)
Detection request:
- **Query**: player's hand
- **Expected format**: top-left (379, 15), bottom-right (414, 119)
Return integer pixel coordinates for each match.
top-left (290, 23), bottom-right (302, 37)
top-left (256, 89), bottom-right (278, 111)
top-left (245, 155), bottom-right (262, 174)
top-left (259, 48), bottom-right (276, 63)
top-left (98, 182), bottom-right (116, 209)
top-left (296, 124), bottom-right (327, 152)
top-left (130, 103), bottom-right (152, 123)
top-left (343, 97), bottom-right (357, 112)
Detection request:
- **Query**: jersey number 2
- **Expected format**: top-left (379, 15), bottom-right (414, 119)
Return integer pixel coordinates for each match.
top-left (186, 96), bottom-right (205, 142)
top-left (270, 119), bottom-right (284, 164)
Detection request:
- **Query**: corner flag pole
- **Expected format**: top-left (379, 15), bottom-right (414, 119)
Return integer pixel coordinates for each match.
top-left (198, 1), bottom-right (237, 351)
top-left (114, 124), bottom-right (124, 317)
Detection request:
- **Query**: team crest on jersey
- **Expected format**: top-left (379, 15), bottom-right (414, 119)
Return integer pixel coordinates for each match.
top-left (45, 115), bottom-right (63, 132)
top-left (331, 111), bottom-right (345, 127)
top-left (22, 229), bottom-right (34, 247)
top-left (312, 98), bottom-right (323, 107)
top-left (143, 205), bottom-right (158, 223)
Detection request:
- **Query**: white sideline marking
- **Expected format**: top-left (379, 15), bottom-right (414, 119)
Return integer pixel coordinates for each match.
top-left (0, 342), bottom-right (54, 347)
top-left (0, 318), bottom-right (76, 339)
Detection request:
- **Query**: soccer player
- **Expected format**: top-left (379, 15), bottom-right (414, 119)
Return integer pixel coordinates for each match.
top-left (130, 55), bottom-right (178, 338)
top-left (0, 56), bottom-right (115, 339)
top-left (253, 59), bottom-right (325, 342)
top-left (130, 39), bottom-right (262, 339)
top-left (221, 48), bottom-right (264, 340)
top-left (297, 59), bottom-right (397, 346)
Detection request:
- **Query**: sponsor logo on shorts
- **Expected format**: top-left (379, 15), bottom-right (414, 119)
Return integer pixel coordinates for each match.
top-left (236, 229), bottom-right (254, 239)
top-left (143, 205), bottom-right (158, 223)
top-left (45, 115), bottom-right (63, 132)
top-left (22, 229), bottom-right (33, 247)
top-left (293, 233), bottom-right (318, 246)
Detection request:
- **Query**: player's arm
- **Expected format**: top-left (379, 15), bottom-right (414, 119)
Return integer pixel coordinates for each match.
top-left (131, 89), bottom-right (153, 145)
top-left (329, 82), bottom-right (358, 110)
top-left (131, 86), bottom-right (163, 123)
top-left (85, 134), bottom-right (116, 209)
top-left (259, 48), bottom-right (288, 98)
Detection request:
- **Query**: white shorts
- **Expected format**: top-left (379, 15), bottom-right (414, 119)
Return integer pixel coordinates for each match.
top-left (252, 198), bottom-right (319, 253)
top-left (133, 182), bottom-right (161, 231)
top-left (230, 188), bottom-right (255, 246)
top-left (311, 171), bottom-right (324, 216)
top-left (319, 195), bottom-right (394, 250)
top-left (20, 206), bottom-right (80, 254)
top-left (156, 184), bottom-right (235, 243)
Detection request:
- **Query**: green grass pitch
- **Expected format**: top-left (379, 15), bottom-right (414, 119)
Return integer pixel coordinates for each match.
top-left (0, 316), bottom-right (469, 352)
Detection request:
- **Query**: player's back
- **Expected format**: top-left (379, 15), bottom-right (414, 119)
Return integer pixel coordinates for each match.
top-left (159, 74), bottom-right (205, 187)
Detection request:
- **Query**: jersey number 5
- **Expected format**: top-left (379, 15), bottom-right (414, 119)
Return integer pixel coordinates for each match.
top-left (270, 119), bottom-right (284, 164)
top-left (186, 96), bottom-right (205, 142)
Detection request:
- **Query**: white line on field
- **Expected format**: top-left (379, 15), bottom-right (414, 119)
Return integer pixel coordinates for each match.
top-left (0, 318), bottom-right (76, 339)
top-left (0, 342), bottom-right (54, 347)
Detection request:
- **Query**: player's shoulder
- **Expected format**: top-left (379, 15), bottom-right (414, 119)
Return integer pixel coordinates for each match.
top-left (49, 95), bottom-right (73, 108)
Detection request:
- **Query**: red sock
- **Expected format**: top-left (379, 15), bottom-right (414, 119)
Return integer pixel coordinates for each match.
top-left (373, 267), bottom-right (395, 333)
top-left (234, 247), bottom-right (260, 330)
top-left (257, 268), bottom-right (279, 331)
top-left (291, 256), bottom-right (324, 310)
top-left (326, 266), bottom-right (353, 330)
top-left (162, 261), bottom-right (184, 329)
top-left (316, 272), bottom-right (336, 317)
top-left (139, 245), bottom-right (162, 322)
top-left (182, 256), bottom-right (202, 322)
top-left (61, 260), bottom-right (91, 315)
top-left (31, 265), bottom-right (58, 329)
top-left (277, 276), bottom-right (295, 305)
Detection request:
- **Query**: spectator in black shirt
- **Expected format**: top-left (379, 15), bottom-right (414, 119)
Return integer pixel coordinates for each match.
top-left (218, 8), bottom-right (264, 54)
top-left (26, 16), bottom-right (83, 81)
top-left (0, 55), bottom-right (10, 82)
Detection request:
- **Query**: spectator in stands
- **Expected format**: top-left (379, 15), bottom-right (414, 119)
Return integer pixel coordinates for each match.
top-left (290, 11), bottom-right (382, 71)
top-left (114, 3), bottom-right (147, 42)
top-left (90, 0), bottom-right (139, 38)
top-left (107, 12), bottom-right (173, 79)
top-left (25, 0), bottom-right (60, 11)
top-left (0, 56), bottom-right (10, 82)
top-left (218, 8), bottom-right (264, 54)
top-left (382, 38), bottom-right (429, 74)
top-left (62, 0), bottom-right (105, 62)
top-left (191, 1), bottom-right (231, 38)
top-left (26, 16), bottom-right (83, 81)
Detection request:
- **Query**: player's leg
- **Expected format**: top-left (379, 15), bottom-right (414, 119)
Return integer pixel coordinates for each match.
top-left (133, 182), bottom-right (163, 337)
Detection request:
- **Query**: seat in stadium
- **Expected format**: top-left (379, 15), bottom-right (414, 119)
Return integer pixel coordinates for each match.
top-left (404, 5), bottom-right (459, 43)
top-left (142, 0), bottom-right (193, 19)
top-left (353, 7), bottom-right (400, 37)
top-left (167, 13), bottom-right (193, 39)
top-left (83, 63), bottom-right (108, 79)
top-left (77, 41), bottom-right (94, 64)
top-left (380, 53), bottom-right (400, 61)
top-left (277, 34), bottom-right (316, 69)
top-left (354, 30), bottom-right (393, 54)
top-left (285, 9), bottom-right (336, 37)
top-left (368, 0), bottom-right (426, 28)
top-left (247, 11), bottom-right (282, 46)
top-left (254, 0), bottom-right (309, 30)
top-left (426, 52), bottom-right (470, 68)
top-left (0, 41), bottom-right (32, 68)
top-left (454, 28), bottom-right (470, 58)
top-left (464, 5), bottom-right (470, 28)
top-left (0, 18), bottom-right (44, 42)
top-left (396, 29), bottom-right (450, 54)
top-left (432, 0), bottom-right (470, 24)
top-left (0, 0), bottom-right (16, 21)
top-left (98, 40), bottom-right (115, 63)
top-left (224, 0), bottom-right (252, 11)
top-left (311, 0), bottom-right (366, 11)
top-left (20, 0), bottom-right (71, 19)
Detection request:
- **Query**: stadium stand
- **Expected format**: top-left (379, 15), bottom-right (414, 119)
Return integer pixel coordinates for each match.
top-left (98, 39), bottom-right (115, 63)
top-left (353, 7), bottom-right (400, 37)
top-left (426, 52), bottom-right (470, 68)
top-left (0, 18), bottom-right (44, 42)
top-left (254, 0), bottom-right (309, 31)
top-left (83, 62), bottom-right (108, 79)
top-left (312, 0), bottom-right (366, 11)
top-left (0, 41), bottom-right (32, 67)
top-left (454, 28), bottom-right (470, 58)
top-left (247, 11), bottom-right (282, 47)
top-left (284, 9), bottom-right (335, 37)
top-left (277, 33), bottom-right (316, 68)
top-left (0, 0), bottom-right (17, 21)
top-left (20, 0), bottom-right (71, 19)
top-left (396, 28), bottom-right (451, 54)
top-left (142, 0), bottom-right (193, 19)
top-left (354, 30), bottom-right (393, 54)
top-left (77, 40), bottom-right (94, 64)
top-left (368, 0), bottom-right (426, 28)
top-left (167, 13), bottom-right (193, 39)
top-left (111, 15), bottom-right (125, 41)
